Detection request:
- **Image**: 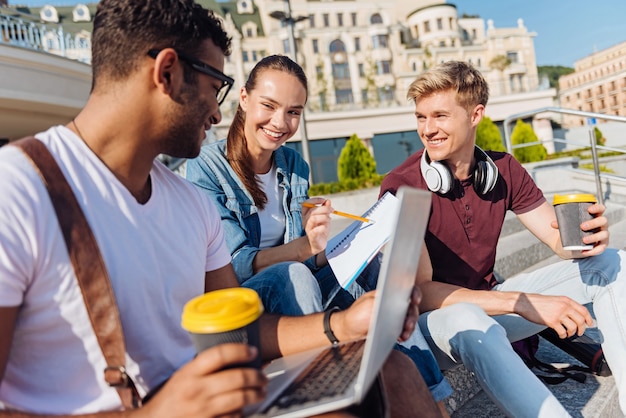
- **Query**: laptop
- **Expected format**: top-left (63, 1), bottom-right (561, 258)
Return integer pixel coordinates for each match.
top-left (245, 186), bottom-right (432, 418)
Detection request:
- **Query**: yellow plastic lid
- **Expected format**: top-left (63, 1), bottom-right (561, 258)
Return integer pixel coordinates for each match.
top-left (181, 288), bottom-right (264, 333)
top-left (552, 194), bottom-right (597, 205)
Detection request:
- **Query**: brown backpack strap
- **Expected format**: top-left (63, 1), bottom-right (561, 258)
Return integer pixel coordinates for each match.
top-left (12, 137), bottom-right (142, 409)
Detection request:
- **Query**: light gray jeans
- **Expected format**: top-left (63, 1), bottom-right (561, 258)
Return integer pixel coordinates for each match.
top-left (419, 248), bottom-right (626, 418)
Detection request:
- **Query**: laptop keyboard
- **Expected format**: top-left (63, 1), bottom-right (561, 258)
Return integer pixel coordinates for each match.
top-left (263, 339), bottom-right (365, 414)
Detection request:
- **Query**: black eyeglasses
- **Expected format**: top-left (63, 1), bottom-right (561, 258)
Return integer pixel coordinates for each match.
top-left (147, 49), bottom-right (234, 105)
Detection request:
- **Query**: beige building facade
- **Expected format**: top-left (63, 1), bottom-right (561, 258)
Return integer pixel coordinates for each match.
top-left (558, 40), bottom-right (626, 127)
top-left (214, 0), bottom-right (542, 119)
top-left (3, 0), bottom-right (558, 182)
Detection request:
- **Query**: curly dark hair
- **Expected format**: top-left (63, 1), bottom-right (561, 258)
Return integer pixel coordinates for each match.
top-left (91, 0), bottom-right (231, 91)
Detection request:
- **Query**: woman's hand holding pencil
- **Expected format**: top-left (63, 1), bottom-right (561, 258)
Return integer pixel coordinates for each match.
top-left (302, 202), bottom-right (374, 224)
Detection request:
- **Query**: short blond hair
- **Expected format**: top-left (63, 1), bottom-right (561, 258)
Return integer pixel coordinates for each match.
top-left (407, 61), bottom-right (489, 112)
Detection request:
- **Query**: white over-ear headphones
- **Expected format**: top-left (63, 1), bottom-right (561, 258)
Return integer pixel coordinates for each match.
top-left (420, 146), bottom-right (498, 195)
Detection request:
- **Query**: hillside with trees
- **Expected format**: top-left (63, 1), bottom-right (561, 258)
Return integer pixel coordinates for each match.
top-left (537, 65), bottom-right (574, 90)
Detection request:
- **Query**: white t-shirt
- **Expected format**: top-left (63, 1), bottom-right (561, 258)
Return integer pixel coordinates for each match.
top-left (0, 126), bottom-right (231, 413)
top-left (257, 164), bottom-right (286, 249)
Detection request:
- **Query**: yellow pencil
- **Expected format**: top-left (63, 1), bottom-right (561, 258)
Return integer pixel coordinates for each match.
top-left (302, 202), bottom-right (374, 223)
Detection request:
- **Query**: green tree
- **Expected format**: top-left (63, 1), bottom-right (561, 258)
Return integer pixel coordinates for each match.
top-left (537, 65), bottom-right (574, 90)
top-left (476, 116), bottom-right (505, 151)
top-left (489, 54), bottom-right (511, 95)
top-left (511, 119), bottom-right (547, 163)
top-left (337, 134), bottom-right (377, 182)
top-left (314, 56), bottom-right (329, 111)
top-left (594, 126), bottom-right (606, 146)
top-left (363, 52), bottom-right (378, 107)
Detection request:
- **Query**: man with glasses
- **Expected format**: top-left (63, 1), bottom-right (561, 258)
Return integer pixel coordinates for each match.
top-left (0, 0), bottom-right (441, 416)
top-left (147, 49), bottom-right (234, 106)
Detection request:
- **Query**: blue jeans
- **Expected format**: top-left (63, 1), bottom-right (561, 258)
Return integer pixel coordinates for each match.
top-left (419, 248), bottom-right (626, 417)
top-left (243, 254), bottom-right (451, 401)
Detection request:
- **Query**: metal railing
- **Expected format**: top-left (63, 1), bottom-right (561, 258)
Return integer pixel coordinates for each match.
top-left (503, 107), bottom-right (626, 206)
top-left (0, 7), bottom-right (91, 63)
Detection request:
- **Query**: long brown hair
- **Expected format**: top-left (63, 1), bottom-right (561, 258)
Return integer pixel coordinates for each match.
top-left (226, 55), bottom-right (308, 209)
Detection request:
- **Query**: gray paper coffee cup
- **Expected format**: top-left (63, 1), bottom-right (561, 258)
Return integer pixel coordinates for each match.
top-left (553, 194), bottom-right (597, 251)
top-left (181, 288), bottom-right (264, 369)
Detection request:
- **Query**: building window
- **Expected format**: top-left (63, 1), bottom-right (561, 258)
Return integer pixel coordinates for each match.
top-left (378, 86), bottom-right (394, 102)
top-left (323, 13), bottom-right (329, 27)
top-left (333, 62), bottom-right (350, 79)
top-left (370, 13), bottom-right (382, 24)
top-left (424, 21), bottom-right (430, 33)
top-left (372, 34), bottom-right (388, 49)
top-left (506, 51), bottom-right (519, 63)
top-left (246, 28), bottom-right (254, 37)
top-left (329, 39), bottom-right (346, 53)
top-left (309, 14), bottom-right (315, 27)
top-left (354, 37), bottom-right (361, 51)
top-left (358, 63), bottom-right (365, 76)
top-left (336, 89), bottom-right (353, 104)
top-left (449, 17), bottom-right (454, 29)
top-left (252, 50), bottom-right (258, 61)
top-left (242, 51), bottom-right (249, 62)
top-left (377, 60), bottom-right (391, 75)
top-left (472, 29), bottom-right (477, 39)
top-left (436, 18), bottom-right (442, 30)
top-left (312, 39), bottom-right (319, 53)
top-left (439, 41), bottom-right (445, 47)
top-left (351, 12), bottom-right (357, 26)
top-left (337, 13), bottom-right (343, 27)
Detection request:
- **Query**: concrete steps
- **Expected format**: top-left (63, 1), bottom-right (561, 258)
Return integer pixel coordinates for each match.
top-left (448, 215), bottom-right (626, 418)
top-left (324, 165), bottom-right (626, 417)
top-left (447, 168), bottom-right (626, 418)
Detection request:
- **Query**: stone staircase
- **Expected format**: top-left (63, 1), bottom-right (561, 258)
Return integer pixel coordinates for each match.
top-left (447, 164), bottom-right (626, 418)
top-left (326, 162), bottom-right (626, 417)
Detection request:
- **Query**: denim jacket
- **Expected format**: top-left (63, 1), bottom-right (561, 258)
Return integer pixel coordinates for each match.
top-left (186, 139), bottom-right (311, 282)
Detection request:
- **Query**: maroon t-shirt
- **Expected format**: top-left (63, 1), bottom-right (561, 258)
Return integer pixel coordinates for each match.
top-left (380, 150), bottom-right (545, 290)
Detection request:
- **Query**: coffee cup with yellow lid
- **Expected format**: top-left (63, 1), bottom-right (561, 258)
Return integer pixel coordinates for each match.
top-left (553, 193), bottom-right (598, 251)
top-left (181, 287), bottom-right (264, 368)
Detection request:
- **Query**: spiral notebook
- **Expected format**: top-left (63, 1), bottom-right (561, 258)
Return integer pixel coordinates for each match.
top-left (326, 191), bottom-right (400, 289)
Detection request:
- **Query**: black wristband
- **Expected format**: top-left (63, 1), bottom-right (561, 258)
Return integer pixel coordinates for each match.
top-left (323, 307), bottom-right (340, 345)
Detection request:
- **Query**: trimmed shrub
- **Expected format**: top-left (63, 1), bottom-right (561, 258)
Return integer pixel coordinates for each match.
top-left (337, 133), bottom-right (378, 182)
top-left (476, 116), bottom-right (506, 151)
top-left (511, 119), bottom-right (547, 163)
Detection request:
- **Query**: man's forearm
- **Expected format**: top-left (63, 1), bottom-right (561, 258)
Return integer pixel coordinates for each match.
top-left (420, 281), bottom-right (520, 316)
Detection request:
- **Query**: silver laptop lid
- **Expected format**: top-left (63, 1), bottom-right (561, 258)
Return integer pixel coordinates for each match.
top-left (353, 186), bottom-right (431, 399)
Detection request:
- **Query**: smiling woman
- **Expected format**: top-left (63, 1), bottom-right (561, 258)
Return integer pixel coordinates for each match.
top-left (185, 54), bottom-right (453, 411)
top-left (185, 55), bottom-right (382, 318)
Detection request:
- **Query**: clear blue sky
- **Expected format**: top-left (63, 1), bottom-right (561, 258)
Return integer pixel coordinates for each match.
top-left (451, 0), bottom-right (626, 67)
top-left (12, 0), bottom-right (626, 67)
